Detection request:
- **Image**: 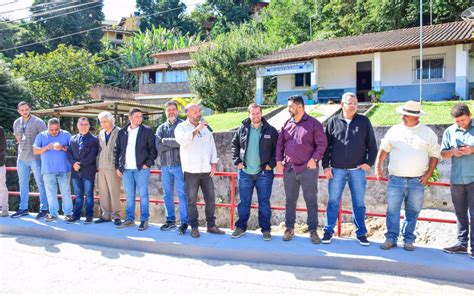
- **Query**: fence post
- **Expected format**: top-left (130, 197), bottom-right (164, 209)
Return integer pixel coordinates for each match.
top-left (337, 200), bottom-right (342, 237)
top-left (230, 174), bottom-right (236, 230)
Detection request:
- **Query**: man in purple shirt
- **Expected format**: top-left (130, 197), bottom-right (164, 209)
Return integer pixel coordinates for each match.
top-left (276, 95), bottom-right (327, 243)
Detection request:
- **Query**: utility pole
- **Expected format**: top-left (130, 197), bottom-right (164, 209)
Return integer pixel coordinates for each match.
top-left (419, 0), bottom-right (423, 102)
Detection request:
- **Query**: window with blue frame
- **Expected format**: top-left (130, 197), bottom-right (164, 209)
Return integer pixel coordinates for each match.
top-left (294, 72), bottom-right (311, 87)
top-left (413, 54), bottom-right (445, 82)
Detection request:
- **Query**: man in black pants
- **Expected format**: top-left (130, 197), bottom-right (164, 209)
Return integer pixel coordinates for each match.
top-left (175, 104), bottom-right (224, 238)
top-left (441, 103), bottom-right (474, 259)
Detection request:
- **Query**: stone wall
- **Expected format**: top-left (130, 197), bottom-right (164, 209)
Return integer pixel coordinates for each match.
top-left (137, 123), bottom-right (453, 229)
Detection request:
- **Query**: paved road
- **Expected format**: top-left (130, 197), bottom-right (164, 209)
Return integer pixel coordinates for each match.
top-left (1, 234), bottom-right (472, 295)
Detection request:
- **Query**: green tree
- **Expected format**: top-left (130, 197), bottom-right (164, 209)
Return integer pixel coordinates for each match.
top-left (0, 59), bottom-right (32, 131)
top-left (101, 26), bottom-right (201, 90)
top-left (190, 23), bottom-right (275, 112)
top-left (30, 0), bottom-right (105, 53)
top-left (136, 0), bottom-right (198, 34)
top-left (0, 21), bottom-right (47, 59)
top-left (191, 0), bottom-right (257, 37)
top-left (13, 44), bottom-right (104, 108)
top-left (261, 0), bottom-right (316, 48)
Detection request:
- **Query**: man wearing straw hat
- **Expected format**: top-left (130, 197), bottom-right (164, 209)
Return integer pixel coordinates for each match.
top-left (375, 100), bottom-right (440, 251)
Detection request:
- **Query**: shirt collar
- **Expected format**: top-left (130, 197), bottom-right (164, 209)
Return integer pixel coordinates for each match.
top-left (454, 119), bottom-right (473, 132)
top-left (290, 112), bottom-right (309, 123)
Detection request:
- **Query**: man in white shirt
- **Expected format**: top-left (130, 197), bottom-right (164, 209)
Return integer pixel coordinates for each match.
top-left (175, 104), bottom-right (224, 238)
top-left (114, 108), bottom-right (157, 231)
top-left (375, 101), bottom-right (440, 251)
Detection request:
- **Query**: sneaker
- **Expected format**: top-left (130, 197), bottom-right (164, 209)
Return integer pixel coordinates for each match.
top-left (403, 242), bottom-right (416, 251)
top-left (94, 218), bottom-right (112, 224)
top-left (357, 235), bottom-right (370, 246)
top-left (84, 217), bottom-right (93, 224)
top-left (178, 223), bottom-right (188, 235)
top-left (64, 215), bottom-right (75, 222)
top-left (160, 221), bottom-right (176, 231)
top-left (191, 227), bottom-right (200, 238)
top-left (380, 240), bottom-right (397, 250)
top-left (0, 210), bottom-right (9, 217)
top-left (11, 209), bottom-right (29, 218)
top-left (231, 227), bottom-right (246, 239)
top-left (207, 225), bottom-right (225, 234)
top-left (113, 219), bottom-right (122, 226)
top-left (443, 245), bottom-right (468, 254)
top-left (35, 210), bottom-right (48, 220)
top-left (262, 231), bottom-right (272, 241)
top-left (322, 232), bottom-right (333, 244)
top-left (138, 221), bottom-right (148, 231)
top-left (470, 251), bottom-right (474, 259)
top-left (67, 216), bottom-right (81, 223)
top-left (283, 228), bottom-right (294, 241)
top-left (117, 220), bottom-right (135, 228)
top-left (45, 214), bottom-right (58, 222)
top-left (310, 230), bottom-right (321, 244)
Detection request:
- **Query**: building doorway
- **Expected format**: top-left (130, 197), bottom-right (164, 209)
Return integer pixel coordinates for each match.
top-left (356, 61), bottom-right (372, 102)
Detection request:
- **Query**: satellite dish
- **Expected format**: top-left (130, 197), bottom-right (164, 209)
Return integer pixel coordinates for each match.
top-left (461, 6), bottom-right (474, 22)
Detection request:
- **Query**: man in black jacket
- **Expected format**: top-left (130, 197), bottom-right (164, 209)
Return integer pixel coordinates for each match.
top-left (322, 92), bottom-right (377, 246)
top-left (67, 117), bottom-right (99, 224)
top-left (115, 108), bottom-right (157, 231)
top-left (231, 103), bottom-right (278, 241)
top-left (0, 126), bottom-right (8, 217)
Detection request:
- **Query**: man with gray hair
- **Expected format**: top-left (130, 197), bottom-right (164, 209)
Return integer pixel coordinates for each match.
top-left (96, 111), bottom-right (122, 225)
top-left (175, 103), bottom-right (224, 238)
top-left (33, 118), bottom-right (73, 222)
top-left (322, 92), bottom-right (377, 246)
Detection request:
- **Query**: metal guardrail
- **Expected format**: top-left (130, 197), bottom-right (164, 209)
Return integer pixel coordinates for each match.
top-left (5, 167), bottom-right (456, 237)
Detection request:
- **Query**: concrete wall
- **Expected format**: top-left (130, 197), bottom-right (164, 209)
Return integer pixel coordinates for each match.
top-left (138, 82), bottom-right (191, 95)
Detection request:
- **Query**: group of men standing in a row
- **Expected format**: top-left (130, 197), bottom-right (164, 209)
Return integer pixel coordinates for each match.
top-left (0, 94), bottom-right (472, 259)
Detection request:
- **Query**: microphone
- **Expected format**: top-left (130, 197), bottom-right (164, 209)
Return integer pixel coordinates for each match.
top-left (200, 118), bottom-right (213, 132)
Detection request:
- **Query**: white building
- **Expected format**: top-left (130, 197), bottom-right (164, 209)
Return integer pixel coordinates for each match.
top-left (242, 21), bottom-right (473, 104)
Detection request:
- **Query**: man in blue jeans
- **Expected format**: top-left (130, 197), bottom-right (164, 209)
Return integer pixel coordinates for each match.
top-left (11, 101), bottom-right (48, 219)
top-left (33, 118), bottom-right (73, 222)
top-left (115, 108), bottom-right (157, 231)
top-left (375, 101), bottom-right (440, 251)
top-left (156, 101), bottom-right (188, 234)
top-left (67, 117), bottom-right (99, 224)
top-left (231, 103), bottom-right (278, 241)
top-left (322, 93), bottom-right (377, 246)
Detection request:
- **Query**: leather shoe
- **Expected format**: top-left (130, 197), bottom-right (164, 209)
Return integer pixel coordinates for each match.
top-left (191, 227), bottom-right (200, 238)
top-left (207, 225), bottom-right (225, 234)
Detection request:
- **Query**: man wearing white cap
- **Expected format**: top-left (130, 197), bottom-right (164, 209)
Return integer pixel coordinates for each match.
top-left (375, 101), bottom-right (440, 251)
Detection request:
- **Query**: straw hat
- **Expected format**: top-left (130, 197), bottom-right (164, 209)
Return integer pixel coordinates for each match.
top-left (396, 100), bottom-right (426, 117)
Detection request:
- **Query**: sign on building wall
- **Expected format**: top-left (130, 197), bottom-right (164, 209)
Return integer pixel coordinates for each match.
top-left (257, 61), bottom-right (314, 77)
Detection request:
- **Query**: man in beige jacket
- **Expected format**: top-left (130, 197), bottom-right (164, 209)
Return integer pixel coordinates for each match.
top-left (96, 111), bottom-right (122, 225)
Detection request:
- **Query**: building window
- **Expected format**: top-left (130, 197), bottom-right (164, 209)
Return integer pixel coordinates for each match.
top-left (116, 32), bottom-right (123, 40)
top-left (413, 54), bottom-right (445, 82)
top-left (165, 70), bottom-right (188, 83)
top-left (294, 72), bottom-right (311, 87)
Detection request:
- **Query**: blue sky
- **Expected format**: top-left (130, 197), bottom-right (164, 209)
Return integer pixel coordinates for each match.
top-left (1, 0), bottom-right (202, 22)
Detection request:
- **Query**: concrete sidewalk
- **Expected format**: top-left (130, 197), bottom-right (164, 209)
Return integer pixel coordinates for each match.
top-left (1, 214), bottom-right (473, 284)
